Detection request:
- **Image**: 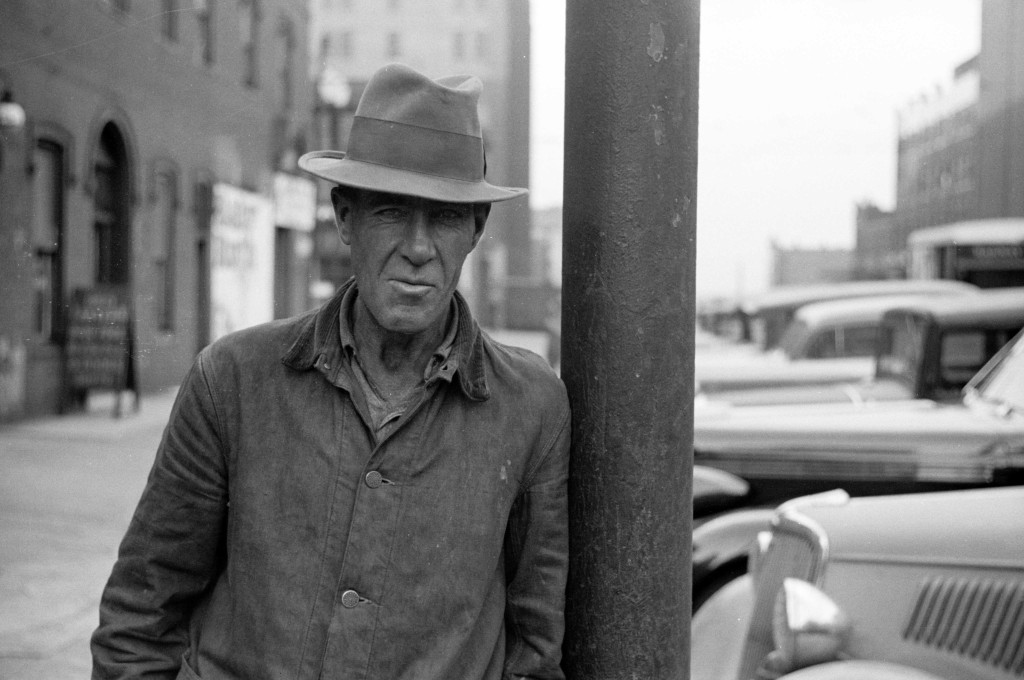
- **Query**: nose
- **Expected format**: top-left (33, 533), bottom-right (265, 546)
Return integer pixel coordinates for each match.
top-left (401, 208), bottom-right (436, 265)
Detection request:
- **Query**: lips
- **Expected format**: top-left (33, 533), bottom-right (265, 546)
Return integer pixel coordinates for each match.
top-left (391, 279), bottom-right (435, 296)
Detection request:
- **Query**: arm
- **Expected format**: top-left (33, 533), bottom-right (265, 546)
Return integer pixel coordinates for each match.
top-left (503, 405), bottom-right (571, 680)
top-left (91, 353), bottom-right (229, 679)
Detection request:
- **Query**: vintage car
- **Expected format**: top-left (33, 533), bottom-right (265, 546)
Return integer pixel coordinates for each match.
top-left (694, 293), bottom-right (975, 396)
top-left (692, 485), bottom-right (1024, 680)
top-left (690, 325), bottom-right (1024, 610)
top-left (734, 279), bottom-right (979, 352)
top-left (703, 286), bottom-right (1024, 406)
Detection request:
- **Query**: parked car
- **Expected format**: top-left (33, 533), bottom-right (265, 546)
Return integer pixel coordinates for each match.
top-left (692, 485), bottom-right (1024, 680)
top-left (735, 279), bottom-right (979, 351)
top-left (690, 325), bottom-right (1024, 610)
top-left (704, 286), bottom-right (1024, 406)
top-left (694, 293), bottom-right (975, 396)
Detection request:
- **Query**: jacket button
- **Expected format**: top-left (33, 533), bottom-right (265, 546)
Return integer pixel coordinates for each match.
top-left (341, 589), bottom-right (360, 608)
top-left (365, 470), bottom-right (383, 488)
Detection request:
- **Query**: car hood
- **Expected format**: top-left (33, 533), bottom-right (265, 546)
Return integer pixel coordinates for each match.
top-left (694, 399), bottom-right (1024, 482)
top-left (793, 486), bottom-right (1024, 566)
top-left (697, 377), bottom-right (913, 407)
top-left (695, 355), bottom-right (875, 393)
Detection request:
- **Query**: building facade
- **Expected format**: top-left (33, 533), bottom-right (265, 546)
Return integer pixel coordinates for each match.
top-left (853, 202), bottom-right (902, 280)
top-left (0, 0), bottom-right (314, 420)
top-left (770, 242), bottom-right (853, 287)
top-left (862, 0), bottom-right (1024, 285)
top-left (975, 0), bottom-right (1024, 221)
top-left (306, 0), bottom-right (533, 329)
top-left (893, 56), bottom-right (980, 237)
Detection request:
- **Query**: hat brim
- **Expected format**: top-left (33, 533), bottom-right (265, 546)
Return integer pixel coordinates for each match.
top-left (298, 151), bottom-right (528, 204)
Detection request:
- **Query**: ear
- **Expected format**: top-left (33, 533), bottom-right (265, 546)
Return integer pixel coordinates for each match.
top-left (471, 203), bottom-right (491, 249)
top-left (331, 186), bottom-right (353, 245)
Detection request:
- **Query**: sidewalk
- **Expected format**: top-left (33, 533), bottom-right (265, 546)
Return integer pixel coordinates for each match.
top-left (0, 387), bottom-right (178, 680)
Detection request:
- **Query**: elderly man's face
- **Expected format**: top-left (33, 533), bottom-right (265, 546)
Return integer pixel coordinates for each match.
top-left (333, 188), bottom-right (486, 336)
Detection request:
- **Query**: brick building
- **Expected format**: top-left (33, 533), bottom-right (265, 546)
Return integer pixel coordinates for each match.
top-left (0, 0), bottom-right (313, 419)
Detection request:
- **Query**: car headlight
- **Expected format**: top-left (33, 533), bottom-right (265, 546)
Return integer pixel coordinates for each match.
top-left (771, 577), bottom-right (851, 671)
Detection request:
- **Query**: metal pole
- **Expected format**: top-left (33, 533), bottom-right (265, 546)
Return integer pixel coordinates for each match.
top-left (561, 0), bottom-right (699, 678)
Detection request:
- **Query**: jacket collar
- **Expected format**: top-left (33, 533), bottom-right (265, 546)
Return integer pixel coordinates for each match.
top-left (281, 278), bottom-right (490, 401)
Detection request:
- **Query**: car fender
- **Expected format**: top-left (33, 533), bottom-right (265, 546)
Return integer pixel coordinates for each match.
top-left (693, 464), bottom-right (751, 518)
top-left (692, 506), bottom-right (775, 605)
top-left (691, 574), bottom-right (753, 680)
top-left (777, 661), bottom-right (947, 680)
top-left (693, 506), bottom-right (775, 574)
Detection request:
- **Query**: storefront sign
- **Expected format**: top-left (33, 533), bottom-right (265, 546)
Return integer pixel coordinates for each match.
top-left (211, 183), bottom-right (275, 341)
top-left (65, 286), bottom-right (135, 392)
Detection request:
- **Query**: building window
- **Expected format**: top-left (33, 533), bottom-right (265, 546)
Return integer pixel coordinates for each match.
top-left (279, 19), bottom-right (295, 111)
top-left (93, 124), bottom-right (131, 286)
top-left (453, 32), bottom-right (465, 60)
top-left (386, 32), bottom-right (401, 59)
top-left (195, 0), bottom-right (215, 64)
top-left (31, 141), bottom-right (65, 342)
top-left (239, 0), bottom-right (260, 87)
top-left (161, 0), bottom-right (179, 41)
top-left (152, 171), bottom-right (177, 331)
top-left (193, 180), bottom-right (214, 352)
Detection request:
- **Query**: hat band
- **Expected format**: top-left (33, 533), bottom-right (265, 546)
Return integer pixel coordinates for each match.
top-left (346, 116), bottom-right (485, 183)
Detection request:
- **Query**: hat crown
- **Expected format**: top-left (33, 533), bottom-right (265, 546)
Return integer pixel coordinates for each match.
top-left (297, 63), bottom-right (527, 204)
top-left (356, 65), bottom-right (482, 138)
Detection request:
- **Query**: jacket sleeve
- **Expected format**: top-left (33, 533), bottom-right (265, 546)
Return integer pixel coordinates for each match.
top-left (91, 353), bottom-right (229, 679)
top-left (502, 400), bottom-right (571, 680)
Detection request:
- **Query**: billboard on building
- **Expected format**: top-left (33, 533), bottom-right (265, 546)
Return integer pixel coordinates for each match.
top-left (210, 184), bottom-right (275, 341)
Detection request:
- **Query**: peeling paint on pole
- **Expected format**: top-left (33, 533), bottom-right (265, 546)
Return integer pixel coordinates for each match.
top-left (648, 23), bottom-right (666, 61)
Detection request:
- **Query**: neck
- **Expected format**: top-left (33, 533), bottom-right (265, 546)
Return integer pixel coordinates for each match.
top-left (352, 301), bottom-right (447, 395)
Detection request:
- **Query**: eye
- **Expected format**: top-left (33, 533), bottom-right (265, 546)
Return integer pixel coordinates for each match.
top-left (373, 207), bottom-right (407, 222)
top-left (436, 206), bottom-right (471, 222)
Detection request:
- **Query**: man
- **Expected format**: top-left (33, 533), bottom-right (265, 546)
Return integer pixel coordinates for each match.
top-left (91, 63), bottom-right (570, 680)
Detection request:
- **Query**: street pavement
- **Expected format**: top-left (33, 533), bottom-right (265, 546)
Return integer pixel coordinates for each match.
top-left (0, 387), bottom-right (177, 680)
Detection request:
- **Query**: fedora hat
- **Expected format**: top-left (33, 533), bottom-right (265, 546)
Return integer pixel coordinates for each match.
top-left (299, 63), bottom-right (527, 204)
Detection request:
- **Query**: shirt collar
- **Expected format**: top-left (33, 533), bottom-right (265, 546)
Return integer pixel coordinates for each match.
top-left (281, 278), bottom-right (489, 401)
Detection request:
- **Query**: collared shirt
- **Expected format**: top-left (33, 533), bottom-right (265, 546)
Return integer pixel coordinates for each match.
top-left (92, 279), bottom-right (571, 680)
top-left (337, 284), bottom-right (459, 440)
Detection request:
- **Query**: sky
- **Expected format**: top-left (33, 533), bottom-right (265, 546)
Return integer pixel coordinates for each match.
top-left (528, 0), bottom-right (982, 300)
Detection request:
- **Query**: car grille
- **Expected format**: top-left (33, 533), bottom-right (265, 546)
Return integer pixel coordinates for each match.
top-left (738, 510), bottom-right (828, 680)
top-left (904, 576), bottom-right (1024, 675)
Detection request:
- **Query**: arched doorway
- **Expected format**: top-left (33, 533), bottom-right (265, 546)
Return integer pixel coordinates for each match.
top-left (92, 123), bottom-right (131, 286)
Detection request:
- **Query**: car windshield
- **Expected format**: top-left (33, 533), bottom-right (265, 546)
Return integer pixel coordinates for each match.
top-left (972, 333), bottom-right (1024, 413)
top-left (876, 314), bottom-right (926, 386)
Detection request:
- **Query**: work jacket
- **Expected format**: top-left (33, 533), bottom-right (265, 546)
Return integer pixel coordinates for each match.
top-left (91, 282), bottom-right (571, 680)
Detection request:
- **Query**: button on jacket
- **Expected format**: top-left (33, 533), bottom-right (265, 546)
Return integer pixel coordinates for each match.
top-left (91, 281), bottom-right (571, 680)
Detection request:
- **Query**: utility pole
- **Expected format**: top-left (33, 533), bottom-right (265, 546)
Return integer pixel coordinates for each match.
top-left (560, 0), bottom-right (699, 678)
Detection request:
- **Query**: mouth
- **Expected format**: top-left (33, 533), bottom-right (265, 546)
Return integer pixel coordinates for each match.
top-left (390, 279), bottom-right (436, 296)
